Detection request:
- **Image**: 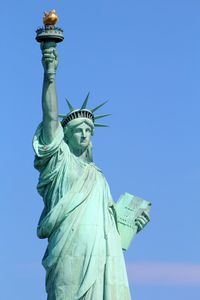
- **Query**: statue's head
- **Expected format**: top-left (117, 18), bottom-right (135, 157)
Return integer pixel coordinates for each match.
top-left (63, 118), bottom-right (94, 161)
top-left (59, 93), bottom-right (111, 161)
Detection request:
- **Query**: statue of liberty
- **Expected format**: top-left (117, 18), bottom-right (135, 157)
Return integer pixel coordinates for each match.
top-left (33, 10), bottom-right (150, 300)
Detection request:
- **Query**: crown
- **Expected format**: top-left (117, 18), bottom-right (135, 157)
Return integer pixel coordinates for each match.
top-left (58, 93), bottom-right (111, 127)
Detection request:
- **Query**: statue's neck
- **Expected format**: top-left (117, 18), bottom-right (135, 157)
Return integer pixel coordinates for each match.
top-left (69, 145), bottom-right (89, 163)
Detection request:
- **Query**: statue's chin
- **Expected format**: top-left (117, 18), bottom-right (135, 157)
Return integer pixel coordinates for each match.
top-left (78, 144), bottom-right (88, 152)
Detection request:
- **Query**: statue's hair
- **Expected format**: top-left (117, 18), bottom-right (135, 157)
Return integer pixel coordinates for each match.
top-left (63, 118), bottom-right (94, 162)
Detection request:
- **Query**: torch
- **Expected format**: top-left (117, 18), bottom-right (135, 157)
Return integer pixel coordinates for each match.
top-left (35, 10), bottom-right (64, 82)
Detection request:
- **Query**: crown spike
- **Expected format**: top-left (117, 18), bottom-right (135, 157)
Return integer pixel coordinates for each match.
top-left (81, 92), bottom-right (90, 109)
top-left (94, 123), bottom-right (109, 127)
top-left (94, 113), bottom-right (111, 120)
top-left (66, 98), bottom-right (75, 112)
top-left (91, 101), bottom-right (108, 113)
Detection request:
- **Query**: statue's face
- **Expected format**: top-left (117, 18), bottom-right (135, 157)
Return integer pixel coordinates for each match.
top-left (69, 122), bottom-right (92, 151)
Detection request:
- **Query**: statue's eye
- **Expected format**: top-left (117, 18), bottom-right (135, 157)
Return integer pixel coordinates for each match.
top-left (74, 128), bottom-right (82, 133)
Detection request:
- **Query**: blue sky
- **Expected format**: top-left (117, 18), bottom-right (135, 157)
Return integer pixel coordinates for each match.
top-left (1, 1), bottom-right (200, 299)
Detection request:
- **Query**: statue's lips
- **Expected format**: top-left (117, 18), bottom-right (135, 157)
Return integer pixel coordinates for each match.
top-left (79, 140), bottom-right (89, 146)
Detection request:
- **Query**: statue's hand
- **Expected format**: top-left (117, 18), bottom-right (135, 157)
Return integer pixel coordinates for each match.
top-left (41, 41), bottom-right (58, 75)
top-left (135, 211), bottom-right (150, 233)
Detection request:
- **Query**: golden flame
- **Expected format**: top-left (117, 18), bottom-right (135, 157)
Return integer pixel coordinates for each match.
top-left (43, 9), bottom-right (58, 26)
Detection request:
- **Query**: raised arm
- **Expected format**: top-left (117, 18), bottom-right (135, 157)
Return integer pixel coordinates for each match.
top-left (41, 41), bottom-right (59, 144)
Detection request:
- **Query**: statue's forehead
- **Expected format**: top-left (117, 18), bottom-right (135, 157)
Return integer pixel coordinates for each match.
top-left (74, 122), bottom-right (91, 129)
top-left (67, 118), bottom-right (94, 129)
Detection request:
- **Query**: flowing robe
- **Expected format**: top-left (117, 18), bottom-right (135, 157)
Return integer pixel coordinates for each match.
top-left (33, 123), bottom-right (131, 300)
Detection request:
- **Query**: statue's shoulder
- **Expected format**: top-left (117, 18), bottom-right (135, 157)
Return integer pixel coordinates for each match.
top-left (89, 162), bottom-right (103, 173)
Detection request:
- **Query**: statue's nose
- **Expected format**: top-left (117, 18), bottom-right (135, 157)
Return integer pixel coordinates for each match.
top-left (82, 130), bottom-right (86, 138)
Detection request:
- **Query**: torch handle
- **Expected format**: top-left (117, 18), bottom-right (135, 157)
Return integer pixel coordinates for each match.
top-left (41, 41), bottom-right (57, 83)
top-left (46, 60), bottom-right (56, 83)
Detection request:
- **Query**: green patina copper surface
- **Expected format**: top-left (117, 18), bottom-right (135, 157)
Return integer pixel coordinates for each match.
top-left (33, 35), bottom-right (150, 299)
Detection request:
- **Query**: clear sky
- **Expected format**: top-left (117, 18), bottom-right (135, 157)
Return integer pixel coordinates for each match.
top-left (1, 1), bottom-right (200, 299)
